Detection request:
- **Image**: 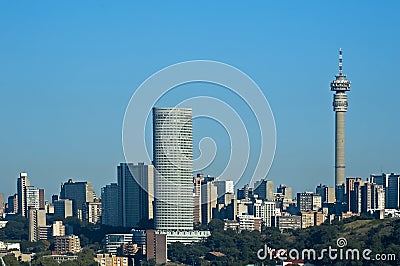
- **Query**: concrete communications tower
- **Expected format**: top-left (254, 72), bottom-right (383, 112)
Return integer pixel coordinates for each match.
top-left (331, 49), bottom-right (351, 202)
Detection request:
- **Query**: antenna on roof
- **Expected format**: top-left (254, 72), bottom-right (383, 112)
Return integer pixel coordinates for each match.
top-left (339, 48), bottom-right (343, 75)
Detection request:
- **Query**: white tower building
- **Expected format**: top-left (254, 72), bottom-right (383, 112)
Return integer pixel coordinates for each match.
top-left (330, 49), bottom-right (351, 202)
top-left (153, 107), bottom-right (193, 230)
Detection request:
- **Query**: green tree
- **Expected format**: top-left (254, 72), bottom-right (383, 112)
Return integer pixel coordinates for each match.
top-left (75, 247), bottom-right (97, 266)
top-left (2, 216), bottom-right (29, 241)
top-left (208, 219), bottom-right (224, 232)
top-left (168, 242), bottom-right (187, 262)
top-left (59, 260), bottom-right (79, 266)
top-left (0, 227), bottom-right (6, 240)
top-left (2, 255), bottom-right (20, 266)
top-left (31, 256), bottom-right (59, 266)
top-left (21, 240), bottom-right (47, 253)
top-left (141, 258), bottom-right (156, 266)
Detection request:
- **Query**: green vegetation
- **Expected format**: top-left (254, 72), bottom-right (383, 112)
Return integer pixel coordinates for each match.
top-left (2, 216), bottom-right (400, 265)
top-left (168, 217), bottom-right (400, 266)
top-left (0, 216), bottom-right (128, 265)
top-left (1, 255), bottom-right (20, 266)
top-left (0, 216), bottom-right (29, 241)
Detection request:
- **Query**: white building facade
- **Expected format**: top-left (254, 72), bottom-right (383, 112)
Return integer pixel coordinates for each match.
top-left (153, 108), bottom-right (193, 230)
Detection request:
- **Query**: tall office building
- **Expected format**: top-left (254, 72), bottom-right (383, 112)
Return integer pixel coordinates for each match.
top-left (25, 186), bottom-right (40, 212)
top-left (0, 193), bottom-right (4, 217)
top-left (360, 182), bottom-right (373, 213)
top-left (237, 184), bottom-right (251, 200)
top-left (201, 179), bottom-right (218, 225)
top-left (370, 173), bottom-right (397, 209)
top-left (54, 199), bottom-right (73, 219)
top-left (118, 162), bottom-right (154, 228)
top-left (277, 184), bottom-right (293, 200)
top-left (83, 200), bottom-right (102, 224)
top-left (360, 182), bottom-right (385, 213)
top-left (39, 189), bottom-right (45, 209)
top-left (193, 174), bottom-right (203, 224)
top-left (345, 178), bottom-right (385, 214)
top-left (252, 199), bottom-right (276, 227)
top-left (52, 195), bottom-right (60, 204)
top-left (254, 179), bottom-right (274, 201)
top-left (60, 179), bottom-right (94, 219)
top-left (297, 192), bottom-right (322, 212)
top-left (101, 183), bottom-right (120, 227)
top-left (29, 209), bottom-right (46, 242)
top-left (153, 107), bottom-right (193, 230)
top-left (17, 172), bottom-right (30, 217)
top-left (315, 184), bottom-right (336, 204)
top-left (330, 49), bottom-right (351, 202)
top-left (370, 173), bottom-right (390, 188)
top-left (346, 177), bottom-right (364, 213)
top-left (386, 173), bottom-right (400, 209)
top-left (199, 176), bottom-right (235, 224)
top-left (7, 194), bottom-right (18, 214)
top-left (371, 183), bottom-right (385, 210)
top-left (213, 179), bottom-right (234, 204)
top-left (45, 203), bottom-right (55, 215)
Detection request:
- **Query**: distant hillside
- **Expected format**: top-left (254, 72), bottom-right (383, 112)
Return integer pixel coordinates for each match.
top-left (283, 217), bottom-right (400, 265)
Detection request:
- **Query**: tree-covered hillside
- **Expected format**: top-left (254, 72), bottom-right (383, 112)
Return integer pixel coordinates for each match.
top-left (168, 217), bottom-right (400, 266)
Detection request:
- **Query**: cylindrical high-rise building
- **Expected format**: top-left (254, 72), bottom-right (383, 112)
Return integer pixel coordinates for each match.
top-left (153, 107), bottom-right (193, 230)
top-left (330, 49), bottom-right (351, 202)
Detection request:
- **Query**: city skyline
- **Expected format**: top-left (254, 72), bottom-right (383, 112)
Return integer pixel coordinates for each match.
top-left (1, 2), bottom-right (400, 198)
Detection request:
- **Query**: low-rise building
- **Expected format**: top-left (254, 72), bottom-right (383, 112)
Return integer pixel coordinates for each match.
top-left (273, 215), bottom-right (301, 231)
top-left (0, 221), bottom-right (8, 229)
top-left (224, 220), bottom-right (240, 231)
top-left (314, 211), bottom-right (326, 226)
top-left (54, 235), bottom-right (81, 254)
top-left (52, 221), bottom-right (65, 237)
top-left (237, 215), bottom-right (262, 232)
top-left (0, 241), bottom-right (20, 251)
top-left (38, 225), bottom-right (52, 240)
top-left (155, 230), bottom-right (210, 245)
top-left (105, 234), bottom-right (132, 254)
top-left (341, 212), bottom-right (360, 220)
top-left (43, 255), bottom-right (78, 263)
top-left (301, 211), bottom-right (315, 229)
top-left (94, 254), bottom-right (129, 266)
top-left (10, 251), bottom-right (33, 262)
top-left (83, 200), bottom-right (102, 224)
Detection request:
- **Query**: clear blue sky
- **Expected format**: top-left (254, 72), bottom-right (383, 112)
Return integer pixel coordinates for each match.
top-left (1, 1), bottom-right (399, 199)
